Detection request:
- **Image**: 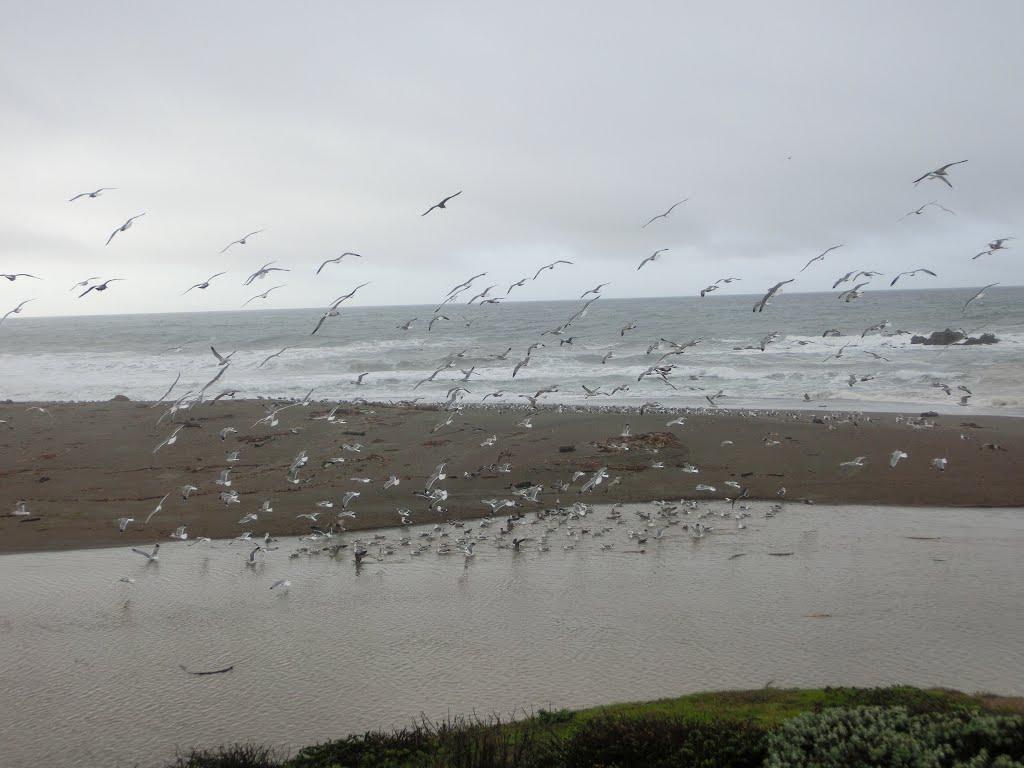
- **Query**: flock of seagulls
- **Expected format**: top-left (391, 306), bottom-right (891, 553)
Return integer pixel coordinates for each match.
top-left (0, 158), bottom-right (1015, 588)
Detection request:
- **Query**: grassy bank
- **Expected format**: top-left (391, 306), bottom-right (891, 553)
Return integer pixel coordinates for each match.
top-left (169, 686), bottom-right (1024, 768)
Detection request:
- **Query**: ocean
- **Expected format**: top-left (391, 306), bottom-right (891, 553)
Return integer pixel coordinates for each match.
top-left (1, 287), bottom-right (1021, 413)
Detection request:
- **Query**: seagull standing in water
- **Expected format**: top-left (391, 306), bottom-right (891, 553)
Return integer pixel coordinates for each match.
top-left (641, 198), bottom-right (688, 228)
top-left (220, 230), bottom-right (265, 253)
top-left (105, 213), bottom-right (146, 245)
top-left (421, 191), bottom-right (462, 216)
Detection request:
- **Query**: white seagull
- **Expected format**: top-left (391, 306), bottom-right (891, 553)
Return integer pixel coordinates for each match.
top-left (220, 230), bottom-right (265, 254)
top-left (641, 198), bottom-right (688, 228)
top-left (636, 249), bottom-right (667, 271)
top-left (421, 191), bottom-right (462, 216)
top-left (105, 213), bottom-right (146, 245)
top-left (912, 160), bottom-right (967, 188)
top-left (69, 187), bottom-right (116, 202)
top-left (316, 252), bottom-right (362, 275)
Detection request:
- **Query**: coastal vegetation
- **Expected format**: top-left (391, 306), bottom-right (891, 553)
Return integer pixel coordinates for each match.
top-left (167, 686), bottom-right (1024, 768)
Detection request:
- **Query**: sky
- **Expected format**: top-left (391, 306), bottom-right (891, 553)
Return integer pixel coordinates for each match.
top-left (2, 0), bottom-right (1022, 318)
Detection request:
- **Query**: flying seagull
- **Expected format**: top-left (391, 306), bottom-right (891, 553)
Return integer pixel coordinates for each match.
top-left (105, 213), bottom-right (146, 246)
top-left (533, 261), bottom-right (573, 280)
top-left (183, 272), bottom-right (226, 294)
top-left (242, 284), bottom-right (285, 307)
top-left (69, 187), bottom-right (116, 202)
top-left (898, 201), bottom-right (955, 220)
top-left (580, 282), bottom-right (610, 298)
top-left (316, 252), bottom-right (362, 275)
top-left (70, 277), bottom-right (101, 291)
top-left (1, 299), bottom-right (34, 326)
top-left (912, 160), bottom-right (967, 188)
top-left (448, 273), bottom-right (486, 296)
top-left (131, 543), bottom-right (160, 562)
top-left (210, 346), bottom-right (235, 365)
top-left (752, 279), bottom-right (794, 313)
top-left (641, 198), bottom-right (688, 228)
top-left (972, 237), bottom-right (1014, 260)
top-left (961, 283), bottom-right (998, 315)
top-left (1, 273), bottom-right (40, 282)
top-left (311, 282), bottom-right (371, 334)
top-left (257, 346), bottom-right (292, 368)
top-left (144, 493), bottom-right (171, 524)
top-left (79, 278), bottom-right (123, 298)
top-left (421, 191), bottom-right (462, 216)
top-left (220, 230), bottom-right (264, 254)
top-left (636, 249), bottom-right (667, 271)
top-left (890, 268), bottom-right (937, 287)
top-left (243, 261), bottom-right (289, 285)
top-left (800, 244), bottom-right (844, 272)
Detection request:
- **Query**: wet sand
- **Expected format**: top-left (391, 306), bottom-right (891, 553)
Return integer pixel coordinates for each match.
top-left (1, 399), bottom-right (1021, 553)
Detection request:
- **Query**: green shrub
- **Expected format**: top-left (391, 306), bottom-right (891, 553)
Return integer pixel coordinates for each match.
top-left (765, 706), bottom-right (1024, 768)
top-left (558, 713), bottom-right (766, 768)
top-left (170, 744), bottom-right (282, 768)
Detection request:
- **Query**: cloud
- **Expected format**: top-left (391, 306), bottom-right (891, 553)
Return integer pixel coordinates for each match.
top-left (1, 0), bottom-right (1021, 317)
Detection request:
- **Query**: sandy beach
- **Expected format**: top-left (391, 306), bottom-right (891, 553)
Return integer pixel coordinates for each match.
top-left (1, 398), bottom-right (1020, 554)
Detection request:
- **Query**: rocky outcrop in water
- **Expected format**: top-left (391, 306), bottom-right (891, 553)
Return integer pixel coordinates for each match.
top-left (910, 328), bottom-right (999, 345)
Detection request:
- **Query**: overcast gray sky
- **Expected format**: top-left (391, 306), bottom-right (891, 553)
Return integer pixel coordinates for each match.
top-left (2, 0), bottom-right (1022, 317)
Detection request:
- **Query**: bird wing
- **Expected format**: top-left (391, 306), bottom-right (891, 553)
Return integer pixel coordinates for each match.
top-left (79, 285), bottom-right (97, 298)
top-left (104, 228), bottom-right (120, 246)
top-left (936, 160), bottom-right (968, 172)
top-left (131, 547), bottom-right (153, 559)
top-left (311, 313), bottom-right (329, 335)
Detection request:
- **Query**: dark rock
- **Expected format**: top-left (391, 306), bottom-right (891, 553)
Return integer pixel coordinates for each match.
top-left (963, 333), bottom-right (999, 345)
top-left (920, 411), bottom-right (939, 418)
top-left (111, 394), bottom-right (130, 401)
top-left (911, 328), bottom-right (965, 345)
top-left (910, 328), bottom-right (999, 345)
top-left (558, 445), bottom-right (576, 453)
